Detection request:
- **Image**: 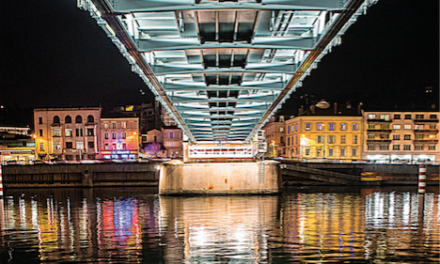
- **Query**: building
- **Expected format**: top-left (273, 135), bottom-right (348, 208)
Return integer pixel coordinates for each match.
top-left (162, 126), bottom-right (183, 158)
top-left (0, 128), bottom-right (35, 164)
top-left (363, 111), bottom-right (439, 163)
top-left (262, 115), bottom-right (286, 157)
top-left (284, 103), bottom-right (363, 161)
top-left (100, 117), bottom-right (140, 160)
top-left (0, 126), bottom-right (31, 136)
top-left (34, 107), bottom-right (102, 161)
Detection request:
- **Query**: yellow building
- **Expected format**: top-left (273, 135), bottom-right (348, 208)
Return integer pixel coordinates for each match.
top-left (285, 115), bottom-right (363, 161)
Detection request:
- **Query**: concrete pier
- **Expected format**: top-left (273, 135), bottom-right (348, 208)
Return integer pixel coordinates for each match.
top-left (159, 161), bottom-right (281, 195)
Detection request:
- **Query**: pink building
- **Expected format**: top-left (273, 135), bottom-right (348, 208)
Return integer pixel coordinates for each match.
top-left (100, 117), bottom-right (139, 160)
top-left (34, 107), bottom-right (102, 161)
top-left (162, 127), bottom-right (183, 158)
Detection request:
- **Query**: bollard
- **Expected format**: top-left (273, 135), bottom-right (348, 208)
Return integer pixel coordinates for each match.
top-left (0, 164), bottom-right (3, 197)
top-left (418, 164), bottom-right (426, 194)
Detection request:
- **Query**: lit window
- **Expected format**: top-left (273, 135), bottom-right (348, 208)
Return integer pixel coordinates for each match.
top-left (104, 144), bottom-right (109, 150)
top-left (404, 125), bottom-right (411, 130)
top-left (104, 123), bottom-right (108, 129)
top-left (169, 141), bottom-right (174, 148)
top-left (380, 114), bottom-right (390, 121)
top-left (40, 142), bottom-right (44, 151)
top-left (295, 124), bottom-right (298, 132)
top-left (122, 122), bottom-right (127, 129)
top-left (393, 145), bottom-right (400, 150)
top-left (368, 114), bottom-right (375, 119)
top-left (428, 134), bottom-right (436, 139)
top-left (53, 129), bottom-right (60, 137)
top-left (76, 142), bottom-right (84, 150)
top-left (368, 134), bottom-right (375, 139)
top-left (404, 134), bottom-right (411, 140)
top-left (280, 127), bottom-right (284, 133)
top-left (53, 142), bottom-right (61, 150)
top-left (317, 123), bottom-right (323, 131)
top-left (414, 125), bottom-right (424, 130)
top-left (65, 129), bottom-right (72, 137)
top-left (352, 123), bottom-right (359, 131)
top-left (287, 126), bottom-right (290, 133)
top-left (305, 123), bottom-right (311, 131)
top-left (403, 145), bottom-right (411, 150)
top-left (305, 148), bottom-right (310, 156)
top-left (393, 124), bottom-right (401, 130)
top-left (340, 123), bottom-right (347, 131)
top-left (329, 123), bottom-right (335, 131)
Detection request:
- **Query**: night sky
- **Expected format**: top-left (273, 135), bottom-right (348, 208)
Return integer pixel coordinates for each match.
top-left (1, 0), bottom-right (439, 111)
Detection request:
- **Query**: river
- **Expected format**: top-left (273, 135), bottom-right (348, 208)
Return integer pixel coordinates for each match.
top-left (0, 186), bottom-right (438, 263)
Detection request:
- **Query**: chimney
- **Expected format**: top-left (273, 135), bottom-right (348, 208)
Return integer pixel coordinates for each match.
top-left (346, 101), bottom-right (352, 109)
top-left (357, 102), bottom-right (362, 114)
top-left (334, 102), bottom-right (338, 114)
top-left (310, 105), bottom-right (315, 114)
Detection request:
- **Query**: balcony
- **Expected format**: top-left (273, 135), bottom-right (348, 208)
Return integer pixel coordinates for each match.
top-left (367, 139), bottom-right (391, 143)
top-left (367, 119), bottom-right (392, 123)
top-left (414, 129), bottom-right (439, 133)
top-left (413, 139), bottom-right (438, 143)
top-left (414, 119), bottom-right (439, 123)
top-left (367, 129), bottom-right (392, 133)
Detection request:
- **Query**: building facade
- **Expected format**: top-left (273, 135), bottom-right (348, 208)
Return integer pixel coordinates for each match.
top-left (162, 127), bottom-right (183, 158)
top-left (100, 117), bottom-right (140, 160)
top-left (363, 111), bottom-right (439, 163)
top-left (34, 107), bottom-right (102, 161)
top-left (262, 116), bottom-right (286, 157)
top-left (285, 115), bottom-right (363, 161)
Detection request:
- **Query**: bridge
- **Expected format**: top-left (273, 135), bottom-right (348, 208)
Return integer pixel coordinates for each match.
top-left (77, 0), bottom-right (377, 194)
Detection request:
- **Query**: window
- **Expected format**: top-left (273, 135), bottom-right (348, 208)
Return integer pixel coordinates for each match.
top-left (340, 148), bottom-right (345, 156)
top-left (112, 123), bottom-right (116, 129)
top-left (352, 148), bottom-right (357, 156)
top-left (76, 128), bottom-right (83, 137)
top-left (368, 124), bottom-right (375, 129)
top-left (367, 144), bottom-right (375, 150)
top-left (40, 142), bottom-right (44, 151)
top-left (428, 144), bottom-right (436, 150)
top-left (75, 115), bottom-right (82, 123)
top-left (295, 124), bottom-right (298, 132)
top-left (104, 143), bottom-right (109, 150)
top-left (393, 145), bottom-right (400, 150)
top-left (380, 124), bottom-right (390, 130)
top-left (39, 117), bottom-right (42, 124)
top-left (104, 123), bottom-right (108, 129)
top-left (88, 141), bottom-right (94, 149)
top-left (53, 129), bottom-right (60, 137)
top-left (340, 123), bottom-right (347, 131)
top-left (368, 134), bottom-right (375, 139)
top-left (122, 122), bottom-right (127, 129)
top-left (353, 135), bottom-right (358, 144)
top-left (394, 114), bottom-right (401, 119)
top-left (316, 136), bottom-right (323, 143)
top-left (65, 116), bottom-right (72, 123)
top-left (317, 123), bottom-right (323, 131)
top-left (404, 125), bottom-right (411, 130)
top-left (380, 114), bottom-right (390, 121)
top-left (112, 132), bottom-right (116, 139)
top-left (39, 129), bottom-right (43, 137)
top-left (414, 144), bottom-right (423, 150)
top-left (53, 142), bottom-right (61, 150)
top-left (341, 135), bottom-right (346, 144)
top-left (404, 114), bottom-right (411, 119)
top-left (169, 132), bottom-right (174, 138)
top-left (352, 123), bottom-right (359, 131)
top-left (415, 114), bottom-right (424, 119)
top-left (76, 142), bottom-right (84, 150)
top-left (404, 134), bottom-right (411, 140)
top-left (66, 142), bottom-right (73, 149)
top-left (393, 124), bottom-right (401, 130)
top-left (112, 143), bottom-right (117, 150)
top-left (403, 145), bottom-right (411, 150)
top-left (429, 124), bottom-right (437, 129)
top-left (287, 126), bottom-right (290, 133)
top-left (428, 134), bottom-right (436, 139)
top-left (65, 129), bottom-right (72, 137)
top-left (53, 116), bottom-right (60, 124)
top-left (122, 143), bottom-right (127, 150)
top-left (415, 134), bottom-right (424, 140)
top-left (87, 129), bottom-right (94, 136)
top-left (380, 144), bottom-right (388, 150)
top-left (380, 134), bottom-right (389, 139)
top-left (328, 135), bottom-right (336, 143)
top-left (287, 138), bottom-right (290, 146)
top-left (429, 114), bottom-right (437, 119)
top-left (328, 148), bottom-right (333, 156)
top-left (280, 137), bottom-right (284, 143)
top-left (368, 114), bottom-right (375, 119)
top-left (169, 141), bottom-right (174, 148)
top-left (393, 134), bottom-right (400, 140)
top-left (122, 132), bottom-right (126, 139)
top-left (305, 148), bottom-right (310, 156)
top-left (305, 123), bottom-right (311, 131)
top-left (329, 123), bottom-right (335, 131)
top-left (87, 115), bottom-right (94, 123)
top-left (104, 132), bottom-right (109, 139)
top-left (280, 127), bottom-right (284, 133)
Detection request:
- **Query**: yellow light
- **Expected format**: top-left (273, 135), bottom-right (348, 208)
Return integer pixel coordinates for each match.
top-left (134, 132), bottom-right (137, 135)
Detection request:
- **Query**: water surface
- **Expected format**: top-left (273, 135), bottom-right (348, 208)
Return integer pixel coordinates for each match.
top-left (0, 186), bottom-right (439, 263)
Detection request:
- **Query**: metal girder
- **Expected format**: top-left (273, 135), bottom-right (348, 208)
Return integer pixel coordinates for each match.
top-left (170, 95), bottom-right (277, 103)
top-left (151, 64), bottom-right (298, 75)
top-left (136, 38), bottom-right (315, 52)
top-left (175, 105), bottom-right (271, 112)
top-left (108, 0), bottom-right (347, 13)
top-left (181, 113), bottom-right (264, 119)
top-left (163, 82), bottom-right (285, 91)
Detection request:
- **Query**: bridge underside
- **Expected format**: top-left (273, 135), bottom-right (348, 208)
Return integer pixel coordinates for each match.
top-left (79, 0), bottom-right (376, 158)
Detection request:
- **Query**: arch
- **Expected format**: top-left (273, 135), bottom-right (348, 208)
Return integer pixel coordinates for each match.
top-left (87, 115), bottom-right (94, 123)
top-left (75, 115), bottom-right (82, 123)
top-left (53, 115), bottom-right (60, 124)
top-left (65, 115), bottom-right (72, 123)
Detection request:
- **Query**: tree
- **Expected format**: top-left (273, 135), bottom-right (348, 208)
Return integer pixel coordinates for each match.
top-left (144, 142), bottom-right (163, 157)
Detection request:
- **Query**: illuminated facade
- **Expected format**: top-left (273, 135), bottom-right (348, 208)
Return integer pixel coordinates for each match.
top-left (262, 116), bottom-right (286, 157)
top-left (363, 111), bottom-right (439, 163)
top-left (285, 115), bottom-right (363, 160)
top-left (100, 117), bottom-right (139, 160)
top-left (0, 128), bottom-right (35, 164)
top-left (162, 127), bottom-right (183, 158)
top-left (34, 107), bottom-right (102, 161)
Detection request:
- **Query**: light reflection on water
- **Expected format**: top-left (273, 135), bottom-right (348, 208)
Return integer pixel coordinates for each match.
top-left (0, 187), bottom-right (438, 263)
